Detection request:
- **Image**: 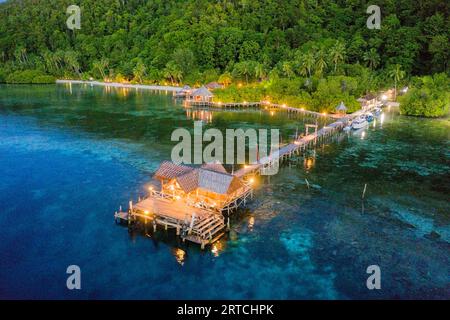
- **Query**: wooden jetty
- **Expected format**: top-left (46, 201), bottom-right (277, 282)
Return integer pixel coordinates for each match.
top-left (185, 99), bottom-right (333, 119)
top-left (116, 98), bottom-right (381, 248)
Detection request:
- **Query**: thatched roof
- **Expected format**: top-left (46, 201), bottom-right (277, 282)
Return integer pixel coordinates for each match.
top-left (191, 86), bottom-right (213, 97)
top-left (153, 161), bottom-right (193, 180)
top-left (153, 161), bottom-right (242, 195)
top-left (201, 162), bottom-right (227, 174)
top-left (336, 101), bottom-right (347, 111)
top-left (176, 166), bottom-right (242, 195)
top-left (176, 170), bottom-right (199, 193)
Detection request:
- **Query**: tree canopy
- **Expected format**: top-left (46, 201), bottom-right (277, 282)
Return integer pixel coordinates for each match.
top-left (0, 0), bottom-right (448, 82)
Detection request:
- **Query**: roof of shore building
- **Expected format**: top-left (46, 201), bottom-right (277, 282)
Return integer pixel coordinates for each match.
top-left (191, 86), bottom-right (213, 97)
top-left (205, 82), bottom-right (223, 90)
top-left (336, 101), bottom-right (347, 111)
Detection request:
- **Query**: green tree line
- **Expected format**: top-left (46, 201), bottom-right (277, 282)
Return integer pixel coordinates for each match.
top-left (0, 0), bottom-right (448, 115)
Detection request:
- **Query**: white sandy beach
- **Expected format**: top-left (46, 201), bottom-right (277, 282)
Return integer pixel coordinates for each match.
top-left (56, 79), bottom-right (182, 92)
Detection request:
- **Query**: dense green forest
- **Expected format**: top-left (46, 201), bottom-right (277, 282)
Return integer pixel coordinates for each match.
top-left (0, 0), bottom-right (448, 116)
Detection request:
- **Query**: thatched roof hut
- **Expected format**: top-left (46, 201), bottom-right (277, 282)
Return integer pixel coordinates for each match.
top-left (153, 161), bottom-right (243, 196)
top-left (336, 101), bottom-right (347, 113)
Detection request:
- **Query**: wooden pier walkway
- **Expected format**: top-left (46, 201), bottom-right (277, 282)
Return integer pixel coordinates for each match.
top-left (185, 100), bottom-right (334, 119)
top-left (116, 98), bottom-right (381, 248)
top-left (234, 103), bottom-right (379, 178)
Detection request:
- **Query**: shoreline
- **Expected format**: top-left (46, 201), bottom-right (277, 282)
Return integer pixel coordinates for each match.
top-left (56, 79), bottom-right (181, 92)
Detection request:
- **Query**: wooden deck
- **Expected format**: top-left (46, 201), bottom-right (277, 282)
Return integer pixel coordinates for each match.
top-left (115, 185), bottom-right (252, 248)
top-left (133, 196), bottom-right (211, 221)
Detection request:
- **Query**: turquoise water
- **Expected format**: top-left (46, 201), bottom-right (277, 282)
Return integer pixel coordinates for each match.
top-left (0, 84), bottom-right (449, 299)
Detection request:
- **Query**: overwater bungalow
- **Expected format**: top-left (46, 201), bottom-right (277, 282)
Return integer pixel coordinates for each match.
top-left (154, 161), bottom-right (250, 212)
top-left (173, 85), bottom-right (192, 98)
top-left (188, 86), bottom-right (214, 103)
top-left (116, 161), bottom-right (252, 248)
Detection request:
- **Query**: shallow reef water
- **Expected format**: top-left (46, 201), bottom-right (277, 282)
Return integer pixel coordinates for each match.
top-left (0, 84), bottom-right (448, 299)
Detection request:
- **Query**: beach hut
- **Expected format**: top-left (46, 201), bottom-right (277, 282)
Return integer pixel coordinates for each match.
top-left (336, 101), bottom-right (347, 115)
top-left (190, 86), bottom-right (214, 102)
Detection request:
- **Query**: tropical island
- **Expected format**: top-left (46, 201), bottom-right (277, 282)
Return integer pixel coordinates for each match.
top-left (0, 0), bottom-right (448, 117)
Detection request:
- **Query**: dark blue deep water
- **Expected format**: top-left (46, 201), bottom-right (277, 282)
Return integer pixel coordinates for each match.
top-left (0, 84), bottom-right (449, 299)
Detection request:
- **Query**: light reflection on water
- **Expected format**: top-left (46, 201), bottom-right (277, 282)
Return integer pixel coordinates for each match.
top-left (0, 84), bottom-right (448, 299)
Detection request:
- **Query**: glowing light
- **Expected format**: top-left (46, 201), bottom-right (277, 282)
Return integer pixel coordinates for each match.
top-left (300, 107), bottom-right (305, 111)
top-left (218, 101), bottom-right (222, 105)
top-left (148, 186), bottom-right (153, 191)
top-left (243, 101), bottom-right (247, 105)
top-left (381, 94), bottom-right (387, 101)
top-left (175, 195), bottom-right (181, 200)
top-left (322, 112), bottom-right (327, 116)
top-left (172, 248), bottom-right (186, 265)
top-left (238, 83), bottom-right (243, 87)
top-left (361, 131), bottom-right (366, 139)
top-left (170, 185), bottom-right (175, 191)
top-left (249, 178), bottom-right (254, 184)
top-left (304, 157), bottom-right (315, 170)
top-left (282, 104), bottom-right (286, 108)
top-left (270, 111), bottom-right (274, 116)
top-left (249, 216), bottom-right (255, 229)
top-left (144, 210), bottom-right (149, 215)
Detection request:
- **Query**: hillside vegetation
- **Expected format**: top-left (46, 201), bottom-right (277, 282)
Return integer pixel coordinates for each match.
top-left (0, 0), bottom-right (448, 115)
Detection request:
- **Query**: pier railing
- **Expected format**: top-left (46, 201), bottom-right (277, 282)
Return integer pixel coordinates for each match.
top-left (184, 99), bottom-right (333, 119)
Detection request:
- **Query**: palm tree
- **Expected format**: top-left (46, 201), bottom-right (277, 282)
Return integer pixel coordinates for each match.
top-left (254, 63), bottom-right (266, 81)
top-left (163, 61), bottom-right (182, 85)
top-left (329, 40), bottom-right (346, 73)
top-left (133, 60), bottom-right (146, 83)
top-left (315, 50), bottom-right (327, 78)
top-left (282, 62), bottom-right (294, 79)
top-left (388, 64), bottom-right (405, 100)
top-left (298, 57), bottom-right (308, 77)
top-left (64, 51), bottom-right (81, 77)
top-left (93, 58), bottom-right (109, 80)
top-left (301, 52), bottom-right (315, 78)
top-left (363, 48), bottom-right (380, 70)
top-left (241, 61), bottom-right (252, 84)
top-left (218, 72), bottom-right (232, 87)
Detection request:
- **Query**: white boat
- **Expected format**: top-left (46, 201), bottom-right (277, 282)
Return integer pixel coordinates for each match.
top-left (352, 116), bottom-right (368, 130)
